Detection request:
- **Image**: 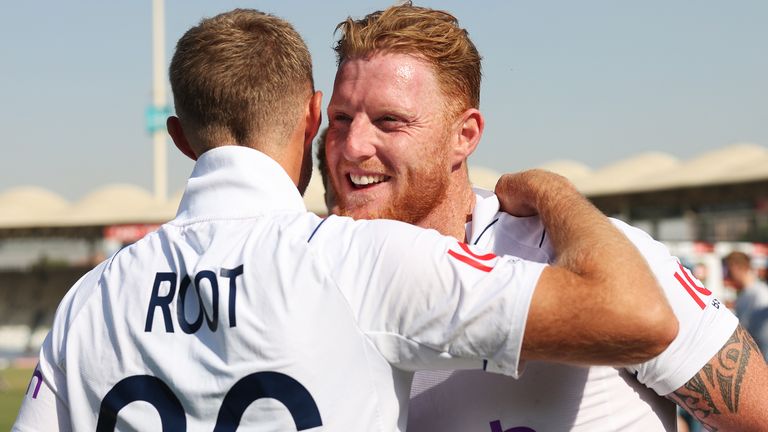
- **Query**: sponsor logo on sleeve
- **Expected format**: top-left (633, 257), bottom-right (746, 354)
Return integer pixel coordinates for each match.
top-left (448, 242), bottom-right (498, 273)
top-left (26, 366), bottom-right (43, 399)
top-left (674, 260), bottom-right (716, 310)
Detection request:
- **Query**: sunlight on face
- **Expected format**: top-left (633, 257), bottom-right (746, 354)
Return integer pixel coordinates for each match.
top-left (325, 53), bottom-right (453, 223)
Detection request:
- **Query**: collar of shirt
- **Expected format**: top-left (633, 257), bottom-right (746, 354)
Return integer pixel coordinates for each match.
top-left (174, 146), bottom-right (306, 223)
top-left (466, 187), bottom-right (501, 244)
top-left (467, 187), bottom-right (551, 259)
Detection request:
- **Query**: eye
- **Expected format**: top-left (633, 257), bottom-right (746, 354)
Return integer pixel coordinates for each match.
top-left (376, 115), bottom-right (404, 130)
top-left (332, 113), bottom-right (352, 124)
top-left (379, 115), bottom-right (399, 123)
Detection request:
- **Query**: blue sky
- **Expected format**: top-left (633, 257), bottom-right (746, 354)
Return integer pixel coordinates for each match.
top-left (1, 1), bottom-right (766, 200)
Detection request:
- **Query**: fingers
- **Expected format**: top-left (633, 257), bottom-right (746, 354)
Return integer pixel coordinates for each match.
top-left (495, 173), bottom-right (536, 216)
top-left (495, 170), bottom-right (577, 217)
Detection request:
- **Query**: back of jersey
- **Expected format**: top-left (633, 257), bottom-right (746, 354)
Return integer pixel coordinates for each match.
top-left (56, 212), bottom-right (389, 431)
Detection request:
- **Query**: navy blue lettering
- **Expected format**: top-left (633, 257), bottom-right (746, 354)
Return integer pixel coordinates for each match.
top-left (177, 275), bottom-right (203, 334)
top-left (220, 265), bottom-right (244, 328)
top-left (214, 371), bottom-right (322, 431)
top-left (148, 266), bottom-right (243, 335)
top-left (196, 270), bottom-right (219, 331)
top-left (98, 372), bottom-right (321, 430)
top-left (145, 272), bottom-right (177, 333)
top-left (96, 375), bottom-right (186, 432)
top-left (490, 421), bottom-right (536, 432)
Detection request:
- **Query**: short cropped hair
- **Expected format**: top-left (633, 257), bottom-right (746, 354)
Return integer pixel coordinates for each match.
top-left (334, 2), bottom-right (481, 118)
top-left (169, 9), bottom-right (313, 149)
top-left (725, 251), bottom-right (752, 270)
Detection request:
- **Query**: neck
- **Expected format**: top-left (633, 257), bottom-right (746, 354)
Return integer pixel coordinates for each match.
top-left (414, 169), bottom-right (475, 241)
top-left (743, 272), bottom-right (757, 288)
top-left (263, 127), bottom-right (307, 191)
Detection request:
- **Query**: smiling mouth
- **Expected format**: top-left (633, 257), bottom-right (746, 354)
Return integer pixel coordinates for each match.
top-left (349, 173), bottom-right (391, 189)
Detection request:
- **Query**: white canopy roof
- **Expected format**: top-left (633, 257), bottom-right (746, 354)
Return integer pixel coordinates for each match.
top-left (1, 143), bottom-right (765, 229)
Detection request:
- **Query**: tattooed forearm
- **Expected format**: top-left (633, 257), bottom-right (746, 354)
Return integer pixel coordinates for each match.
top-left (667, 325), bottom-right (762, 431)
top-left (716, 326), bottom-right (756, 412)
top-left (668, 364), bottom-right (720, 430)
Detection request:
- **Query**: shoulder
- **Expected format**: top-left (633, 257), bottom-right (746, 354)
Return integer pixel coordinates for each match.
top-left (752, 281), bottom-right (768, 303)
top-left (308, 214), bottom-right (450, 249)
top-left (608, 218), bottom-right (661, 247)
top-left (608, 218), bottom-right (674, 260)
top-left (46, 257), bottom-right (112, 365)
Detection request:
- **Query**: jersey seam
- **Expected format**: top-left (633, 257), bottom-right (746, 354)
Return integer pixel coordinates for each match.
top-left (361, 331), bottom-right (478, 361)
top-left (167, 211), bottom-right (301, 227)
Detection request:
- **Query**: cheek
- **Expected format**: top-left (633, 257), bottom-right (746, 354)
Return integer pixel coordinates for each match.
top-left (397, 136), bottom-right (450, 172)
top-left (324, 138), bottom-right (344, 174)
top-left (378, 140), bottom-right (419, 171)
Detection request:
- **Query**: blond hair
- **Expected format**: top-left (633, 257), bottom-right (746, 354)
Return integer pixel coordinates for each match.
top-left (169, 9), bottom-right (313, 150)
top-left (334, 2), bottom-right (481, 117)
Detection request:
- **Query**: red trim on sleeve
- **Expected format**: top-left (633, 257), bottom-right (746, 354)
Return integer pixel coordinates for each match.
top-left (458, 242), bottom-right (497, 261)
top-left (448, 250), bottom-right (494, 272)
top-left (674, 272), bottom-right (706, 310)
top-left (678, 262), bottom-right (712, 296)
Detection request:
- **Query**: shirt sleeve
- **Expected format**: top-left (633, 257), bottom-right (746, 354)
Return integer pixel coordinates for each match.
top-left (13, 261), bottom-right (109, 431)
top-left (312, 216), bottom-right (545, 378)
top-left (616, 219), bottom-right (739, 396)
top-left (12, 343), bottom-right (71, 431)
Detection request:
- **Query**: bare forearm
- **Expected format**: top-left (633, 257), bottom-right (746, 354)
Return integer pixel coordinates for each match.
top-left (497, 170), bottom-right (678, 364)
top-left (668, 325), bottom-right (768, 431)
top-left (512, 171), bottom-right (647, 280)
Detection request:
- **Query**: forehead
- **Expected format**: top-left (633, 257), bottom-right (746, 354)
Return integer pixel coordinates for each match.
top-left (331, 53), bottom-right (443, 106)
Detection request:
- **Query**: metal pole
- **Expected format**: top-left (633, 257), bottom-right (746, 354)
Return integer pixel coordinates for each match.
top-left (151, 0), bottom-right (167, 202)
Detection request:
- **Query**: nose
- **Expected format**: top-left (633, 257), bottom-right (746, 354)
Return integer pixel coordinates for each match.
top-left (342, 117), bottom-right (377, 163)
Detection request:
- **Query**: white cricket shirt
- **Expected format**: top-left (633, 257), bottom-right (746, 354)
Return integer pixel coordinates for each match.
top-left (408, 188), bottom-right (739, 432)
top-left (13, 148), bottom-right (546, 431)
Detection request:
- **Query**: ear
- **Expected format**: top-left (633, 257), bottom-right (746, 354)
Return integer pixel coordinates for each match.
top-left (451, 108), bottom-right (484, 169)
top-left (303, 91), bottom-right (323, 150)
top-left (167, 116), bottom-right (197, 161)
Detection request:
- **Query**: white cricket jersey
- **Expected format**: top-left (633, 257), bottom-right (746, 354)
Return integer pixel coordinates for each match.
top-left (408, 188), bottom-right (739, 432)
top-left (13, 148), bottom-right (546, 432)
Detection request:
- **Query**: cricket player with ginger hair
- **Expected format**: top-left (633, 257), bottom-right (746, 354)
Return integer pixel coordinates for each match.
top-left (324, 3), bottom-right (768, 431)
top-left (14, 8), bottom-right (677, 431)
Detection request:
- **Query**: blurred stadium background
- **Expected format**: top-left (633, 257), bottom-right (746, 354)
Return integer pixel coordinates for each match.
top-left (1, 141), bottom-right (767, 366)
top-left (2, 91), bottom-right (766, 432)
top-left (2, 0), bottom-right (767, 428)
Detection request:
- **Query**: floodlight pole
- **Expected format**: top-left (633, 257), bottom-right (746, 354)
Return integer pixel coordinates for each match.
top-left (151, 0), bottom-right (167, 202)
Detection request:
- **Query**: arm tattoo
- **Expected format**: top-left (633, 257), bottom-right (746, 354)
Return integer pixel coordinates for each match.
top-left (667, 325), bottom-right (761, 431)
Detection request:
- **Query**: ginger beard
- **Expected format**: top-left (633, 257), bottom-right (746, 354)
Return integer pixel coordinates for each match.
top-left (332, 129), bottom-right (452, 225)
top-left (325, 53), bottom-right (458, 224)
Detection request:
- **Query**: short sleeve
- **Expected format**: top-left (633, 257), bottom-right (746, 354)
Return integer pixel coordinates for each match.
top-left (616, 220), bottom-right (739, 395)
top-left (12, 338), bottom-right (71, 431)
top-left (312, 216), bottom-right (545, 378)
top-left (13, 260), bottom-right (109, 431)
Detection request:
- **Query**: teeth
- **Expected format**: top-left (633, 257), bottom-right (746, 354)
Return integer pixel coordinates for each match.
top-left (350, 174), bottom-right (388, 186)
